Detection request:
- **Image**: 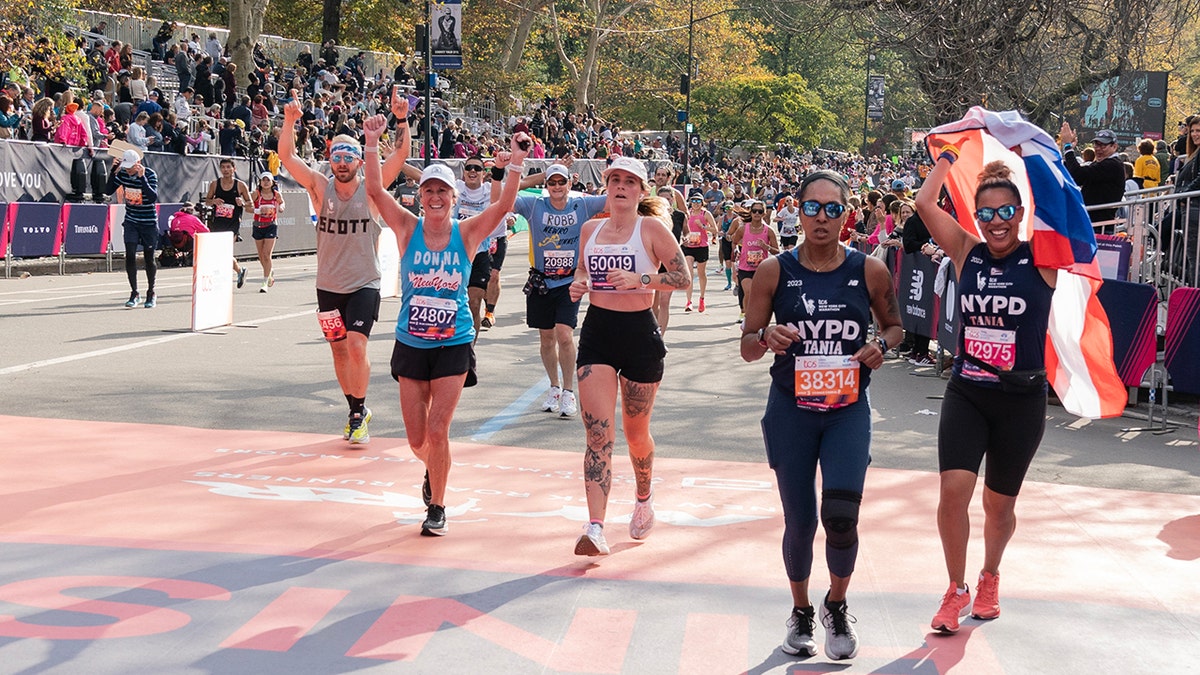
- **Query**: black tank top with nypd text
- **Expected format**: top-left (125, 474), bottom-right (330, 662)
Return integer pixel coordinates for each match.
top-left (769, 247), bottom-right (872, 407)
top-left (953, 242), bottom-right (1053, 388)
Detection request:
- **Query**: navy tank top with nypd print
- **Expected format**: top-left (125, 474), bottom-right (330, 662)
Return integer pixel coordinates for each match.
top-left (769, 247), bottom-right (872, 410)
top-left (952, 242), bottom-right (1053, 387)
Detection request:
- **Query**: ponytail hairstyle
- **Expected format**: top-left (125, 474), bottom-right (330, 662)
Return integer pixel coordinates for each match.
top-left (638, 194), bottom-right (671, 219)
top-left (974, 161), bottom-right (1021, 203)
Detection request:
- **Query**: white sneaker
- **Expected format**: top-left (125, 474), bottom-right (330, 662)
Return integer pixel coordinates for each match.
top-left (629, 493), bottom-right (655, 540)
top-left (540, 386), bottom-right (561, 413)
top-left (558, 389), bottom-right (578, 417)
top-left (819, 595), bottom-right (859, 660)
top-left (782, 606), bottom-right (817, 656)
top-left (574, 522), bottom-right (610, 556)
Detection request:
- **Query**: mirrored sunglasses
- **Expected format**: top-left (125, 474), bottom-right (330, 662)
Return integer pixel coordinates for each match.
top-left (975, 204), bottom-right (1018, 223)
top-left (799, 200), bottom-right (846, 218)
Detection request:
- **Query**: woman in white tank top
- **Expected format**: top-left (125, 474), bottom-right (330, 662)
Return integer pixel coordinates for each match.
top-left (566, 157), bottom-right (689, 556)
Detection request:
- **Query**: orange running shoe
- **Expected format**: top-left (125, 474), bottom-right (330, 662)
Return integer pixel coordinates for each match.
top-left (931, 583), bottom-right (971, 634)
top-left (972, 571), bottom-right (1001, 620)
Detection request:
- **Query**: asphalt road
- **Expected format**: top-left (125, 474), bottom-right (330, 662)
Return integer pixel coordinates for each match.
top-left (2, 233), bottom-right (1197, 496)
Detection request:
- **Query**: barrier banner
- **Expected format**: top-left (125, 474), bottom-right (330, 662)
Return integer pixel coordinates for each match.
top-left (1164, 287), bottom-right (1200, 395)
top-left (0, 140), bottom-right (252, 203)
top-left (0, 201), bottom-right (8, 255)
top-left (234, 190), bottom-right (316, 259)
top-left (7, 202), bottom-right (63, 257)
top-left (61, 203), bottom-right (110, 254)
top-left (192, 232), bottom-right (234, 332)
top-left (157, 203), bottom-right (185, 236)
top-left (1096, 280), bottom-right (1157, 387)
top-left (898, 251), bottom-right (939, 338)
top-left (937, 268), bottom-right (961, 357)
top-left (378, 225), bottom-right (400, 298)
top-left (1095, 234), bottom-right (1132, 281)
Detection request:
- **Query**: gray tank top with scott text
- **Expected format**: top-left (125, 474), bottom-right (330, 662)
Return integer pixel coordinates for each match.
top-left (315, 178), bottom-right (381, 293)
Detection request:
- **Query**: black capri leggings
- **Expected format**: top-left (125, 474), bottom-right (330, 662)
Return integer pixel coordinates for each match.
top-left (937, 376), bottom-right (1047, 497)
top-left (125, 241), bottom-right (157, 291)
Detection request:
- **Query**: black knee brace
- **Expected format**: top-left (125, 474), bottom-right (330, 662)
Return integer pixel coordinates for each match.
top-left (821, 489), bottom-right (862, 550)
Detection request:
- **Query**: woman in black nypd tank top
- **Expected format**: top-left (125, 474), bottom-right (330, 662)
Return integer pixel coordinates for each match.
top-left (741, 170), bottom-right (903, 661)
top-left (916, 146), bottom-right (1057, 635)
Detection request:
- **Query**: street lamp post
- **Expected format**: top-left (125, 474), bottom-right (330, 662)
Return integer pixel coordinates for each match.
top-left (862, 45), bottom-right (873, 153)
top-left (424, 0), bottom-right (433, 164)
top-left (683, 0), bottom-right (694, 192)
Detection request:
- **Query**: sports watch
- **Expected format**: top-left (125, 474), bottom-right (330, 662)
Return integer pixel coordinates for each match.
top-left (641, 273), bottom-right (652, 287)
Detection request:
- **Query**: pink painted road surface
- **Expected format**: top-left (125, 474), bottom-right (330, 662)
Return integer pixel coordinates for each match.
top-left (0, 415), bottom-right (1197, 673)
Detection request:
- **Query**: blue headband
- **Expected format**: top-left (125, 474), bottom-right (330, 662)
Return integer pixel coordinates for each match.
top-left (329, 142), bottom-right (362, 159)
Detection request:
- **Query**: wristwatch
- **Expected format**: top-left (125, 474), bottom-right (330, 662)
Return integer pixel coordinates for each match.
top-left (641, 273), bottom-right (652, 287)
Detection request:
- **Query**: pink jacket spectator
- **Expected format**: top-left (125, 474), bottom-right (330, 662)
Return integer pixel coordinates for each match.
top-left (53, 108), bottom-right (90, 147)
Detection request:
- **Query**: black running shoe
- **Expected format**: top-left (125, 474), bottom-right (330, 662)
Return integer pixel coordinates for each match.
top-left (421, 504), bottom-right (447, 536)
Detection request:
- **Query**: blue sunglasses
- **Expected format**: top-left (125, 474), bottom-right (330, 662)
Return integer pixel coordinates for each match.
top-left (975, 204), bottom-right (1018, 223)
top-left (800, 200), bottom-right (846, 218)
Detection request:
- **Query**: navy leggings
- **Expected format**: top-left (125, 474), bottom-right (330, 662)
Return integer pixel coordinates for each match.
top-left (762, 385), bottom-right (871, 582)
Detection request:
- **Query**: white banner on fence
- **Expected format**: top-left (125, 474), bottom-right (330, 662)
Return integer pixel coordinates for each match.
top-left (191, 232), bottom-right (234, 332)
top-left (378, 224), bottom-right (400, 299)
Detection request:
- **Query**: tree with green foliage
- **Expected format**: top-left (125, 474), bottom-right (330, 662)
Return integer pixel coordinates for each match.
top-left (691, 73), bottom-right (834, 147)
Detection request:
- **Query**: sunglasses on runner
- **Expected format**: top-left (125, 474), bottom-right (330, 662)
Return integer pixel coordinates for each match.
top-left (750, 209), bottom-right (765, 214)
top-left (329, 154), bottom-right (358, 164)
top-left (463, 165), bottom-right (484, 171)
top-left (546, 178), bottom-right (568, 186)
top-left (975, 204), bottom-right (1018, 223)
top-left (800, 200), bottom-right (846, 218)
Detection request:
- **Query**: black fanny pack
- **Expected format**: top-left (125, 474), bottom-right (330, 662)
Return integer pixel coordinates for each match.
top-left (962, 353), bottom-right (1047, 395)
top-left (523, 268), bottom-right (549, 296)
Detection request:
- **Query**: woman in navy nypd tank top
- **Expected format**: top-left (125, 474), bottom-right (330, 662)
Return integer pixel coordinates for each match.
top-left (741, 170), bottom-right (903, 661)
top-left (916, 148), bottom-right (1056, 634)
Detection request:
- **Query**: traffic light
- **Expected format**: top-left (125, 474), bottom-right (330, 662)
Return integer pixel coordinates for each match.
top-left (680, 74), bottom-right (690, 96)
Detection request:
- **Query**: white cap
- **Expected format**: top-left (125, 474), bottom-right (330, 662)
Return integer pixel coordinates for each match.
top-left (119, 149), bottom-right (141, 169)
top-left (419, 163), bottom-right (456, 188)
top-left (259, 171), bottom-right (274, 180)
top-left (601, 156), bottom-right (648, 184)
top-left (544, 164), bottom-right (570, 181)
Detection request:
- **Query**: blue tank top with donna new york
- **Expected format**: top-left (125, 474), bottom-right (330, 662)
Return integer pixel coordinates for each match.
top-left (769, 247), bottom-right (872, 409)
top-left (953, 242), bottom-right (1053, 388)
top-left (395, 219), bottom-right (474, 348)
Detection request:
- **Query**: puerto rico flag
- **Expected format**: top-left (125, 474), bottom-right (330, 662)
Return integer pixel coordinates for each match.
top-left (926, 107), bottom-right (1126, 419)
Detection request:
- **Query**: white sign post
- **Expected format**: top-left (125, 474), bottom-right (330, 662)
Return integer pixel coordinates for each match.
top-left (191, 232), bottom-right (234, 331)
top-left (378, 224), bottom-right (401, 298)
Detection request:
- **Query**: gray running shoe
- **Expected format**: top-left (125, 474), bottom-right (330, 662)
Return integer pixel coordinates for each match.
top-left (819, 595), bottom-right (859, 660)
top-left (782, 606), bottom-right (817, 656)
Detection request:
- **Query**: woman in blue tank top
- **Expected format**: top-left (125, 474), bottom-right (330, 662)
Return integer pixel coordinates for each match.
top-left (916, 145), bottom-right (1057, 635)
top-left (364, 114), bottom-right (531, 537)
top-left (741, 170), bottom-right (903, 661)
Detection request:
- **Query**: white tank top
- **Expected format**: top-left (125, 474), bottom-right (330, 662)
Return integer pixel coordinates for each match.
top-left (582, 217), bottom-right (656, 295)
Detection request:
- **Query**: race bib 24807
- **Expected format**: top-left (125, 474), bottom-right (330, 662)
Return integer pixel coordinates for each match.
top-left (407, 296), bottom-right (457, 340)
